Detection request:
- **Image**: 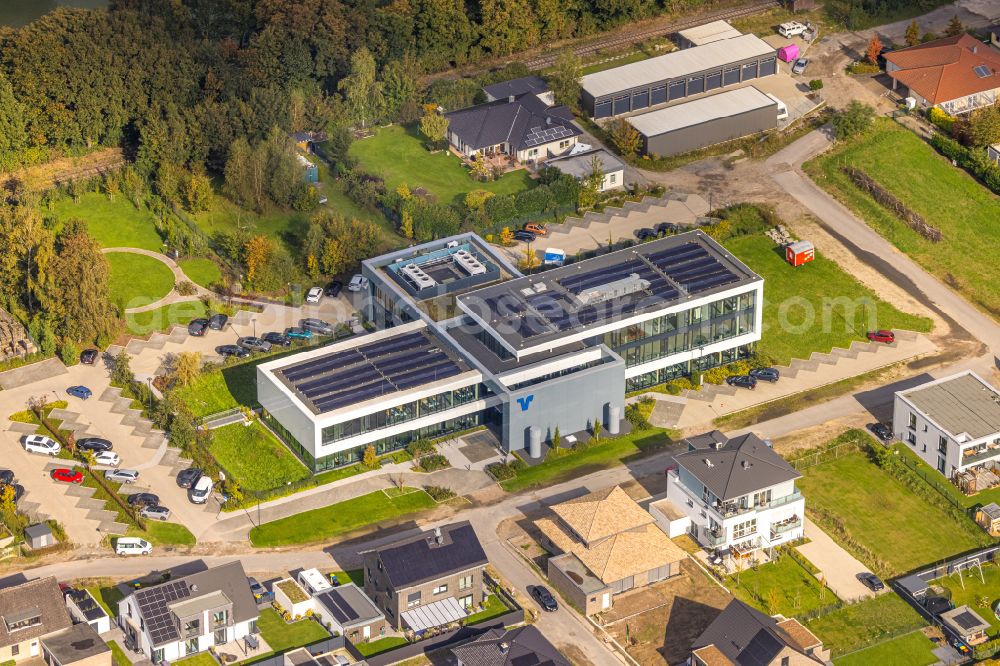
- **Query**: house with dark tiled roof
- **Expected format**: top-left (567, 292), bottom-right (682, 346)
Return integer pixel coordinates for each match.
top-left (482, 76), bottom-right (554, 106)
top-left (884, 33), bottom-right (1000, 114)
top-left (451, 625), bottom-right (570, 666)
top-left (691, 599), bottom-right (828, 666)
top-left (0, 577), bottom-right (72, 663)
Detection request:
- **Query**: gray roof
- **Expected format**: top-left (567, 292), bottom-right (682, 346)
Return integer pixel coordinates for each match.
top-left (444, 94), bottom-right (581, 152)
top-left (65, 588), bottom-right (108, 622)
top-left (451, 626), bottom-right (570, 666)
top-left (941, 606), bottom-right (991, 636)
top-left (899, 372), bottom-right (1000, 439)
top-left (546, 149), bottom-right (625, 180)
top-left (692, 600), bottom-right (807, 665)
top-left (314, 583), bottom-right (384, 629)
top-left (677, 20), bottom-right (742, 46)
top-left (982, 503), bottom-right (1000, 520)
top-left (483, 76), bottom-right (549, 100)
top-left (628, 86), bottom-right (777, 138)
top-left (372, 521), bottom-right (488, 590)
top-left (581, 33), bottom-right (775, 98)
top-left (25, 523), bottom-right (52, 539)
top-left (0, 577), bottom-right (71, 648)
top-left (41, 623), bottom-right (109, 665)
top-left (676, 431), bottom-right (800, 501)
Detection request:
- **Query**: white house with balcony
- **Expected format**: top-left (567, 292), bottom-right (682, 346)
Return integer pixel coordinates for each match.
top-left (894, 371), bottom-right (1000, 479)
top-left (661, 431), bottom-right (804, 562)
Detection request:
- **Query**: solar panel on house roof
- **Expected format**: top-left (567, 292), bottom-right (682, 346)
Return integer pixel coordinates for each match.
top-left (523, 124), bottom-right (576, 148)
top-left (318, 590), bottom-right (359, 624)
top-left (954, 610), bottom-right (985, 630)
top-left (134, 580), bottom-right (191, 646)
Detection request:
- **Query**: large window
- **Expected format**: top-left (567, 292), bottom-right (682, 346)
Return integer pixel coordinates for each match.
top-left (459, 575), bottom-right (473, 590)
top-left (733, 519), bottom-right (757, 540)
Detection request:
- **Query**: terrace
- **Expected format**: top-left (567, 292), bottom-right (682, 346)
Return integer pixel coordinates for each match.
top-left (770, 515), bottom-right (802, 540)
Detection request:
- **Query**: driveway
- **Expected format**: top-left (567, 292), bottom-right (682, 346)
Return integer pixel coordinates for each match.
top-left (797, 517), bottom-right (880, 602)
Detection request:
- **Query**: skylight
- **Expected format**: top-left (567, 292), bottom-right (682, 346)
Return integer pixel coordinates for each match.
top-left (974, 65), bottom-right (992, 78)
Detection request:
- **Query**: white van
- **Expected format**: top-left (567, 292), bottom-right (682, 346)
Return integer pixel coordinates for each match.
top-left (766, 94), bottom-right (789, 121)
top-left (189, 475), bottom-right (213, 504)
top-left (115, 537), bottom-right (152, 556)
top-left (778, 22), bottom-right (807, 38)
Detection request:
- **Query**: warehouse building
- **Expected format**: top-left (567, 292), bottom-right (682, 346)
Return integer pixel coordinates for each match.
top-left (581, 33), bottom-right (777, 118)
top-left (628, 86), bottom-right (779, 157)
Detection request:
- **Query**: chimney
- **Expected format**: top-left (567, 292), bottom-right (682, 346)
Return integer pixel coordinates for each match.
top-left (972, 45), bottom-right (978, 54)
top-left (499, 642), bottom-right (510, 654)
top-left (508, 95), bottom-right (515, 103)
top-left (434, 527), bottom-right (443, 544)
top-left (546, 116), bottom-right (553, 125)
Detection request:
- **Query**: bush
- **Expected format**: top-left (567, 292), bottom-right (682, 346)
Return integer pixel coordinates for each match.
top-left (486, 457), bottom-right (525, 481)
top-left (424, 485), bottom-right (456, 501)
top-left (416, 454), bottom-right (450, 472)
top-left (809, 79), bottom-right (824, 91)
top-left (927, 107), bottom-right (956, 135)
top-left (846, 61), bottom-right (880, 75)
top-left (625, 397), bottom-right (654, 431)
top-left (175, 280), bottom-right (197, 296)
top-left (407, 439), bottom-right (435, 458)
top-left (59, 339), bottom-right (79, 366)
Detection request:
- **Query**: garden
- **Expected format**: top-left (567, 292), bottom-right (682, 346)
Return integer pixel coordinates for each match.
top-left (256, 608), bottom-right (329, 654)
top-left (804, 593), bottom-right (927, 658)
top-left (727, 550), bottom-right (835, 617)
top-left (208, 421), bottom-right (312, 493)
top-left (933, 563), bottom-right (1000, 639)
top-left (105, 252), bottom-right (176, 309)
top-left (833, 630), bottom-right (937, 666)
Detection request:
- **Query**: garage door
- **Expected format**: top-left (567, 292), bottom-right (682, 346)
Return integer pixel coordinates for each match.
top-left (706, 71), bottom-right (722, 91)
top-left (723, 67), bottom-right (740, 86)
top-left (668, 80), bottom-right (686, 101)
top-left (632, 90), bottom-right (649, 110)
top-left (612, 95), bottom-right (630, 115)
top-left (759, 57), bottom-right (777, 77)
top-left (687, 75), bottom-right (704, 95)
top-left (742, 62), bottom-right (758, 80)
top-left (651, 85), bottom-right (667, 105)
top-left (594, 100), bottom-right (612, 118)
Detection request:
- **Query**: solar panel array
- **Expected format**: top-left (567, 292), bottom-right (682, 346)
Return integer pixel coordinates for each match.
top-left (317, 590), bottom-right (361, 624)
top-left (954, 610), bottom-right (985, 630)
top-left (134, 581), bottom-right (191, 646)
top-left (524, 123), bottom-right (576, 148)
top-left (279, 331), bottom-right (466, 414)
top-left (68, 589), bottom-right (107, 621)
top-left (645, 242), bottom-right (739, 293)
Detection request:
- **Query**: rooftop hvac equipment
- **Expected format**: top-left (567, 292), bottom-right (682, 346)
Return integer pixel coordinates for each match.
top-left (400, 262), bottom-right (437, 290)
top-left (577, 273), bottom-right (650, 305)
top-left (452, 249), bottom-right (487, 276)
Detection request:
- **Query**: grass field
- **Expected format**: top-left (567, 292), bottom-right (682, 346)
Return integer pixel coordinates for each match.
top-left (257, 609), bottom-right (329, 653)
top-left (465, 594), bottom-right (514, 625)
top-left (174, 653), bottom-right (219, 666)
top-left (805, 593), bottom-right (926, 655)
top-left (127, 521), bottom-right (196, 547)
top-left (893, 444), bottom-right (1000, 510)
top-left (86, 585), bottom-right (124, 618)
top-left (178, 257), bottom-right (222, 289)
top-left (106, 252), bottom-right (175, 308)
top-left (805, 119), bottom-right (1000, 320)
top-left (580, 50), bottom-right (652, 75)
top-left (725, 235), bottom-right (932, 365)
top-left (125, 300), bottom-right (207, 336)
top-left (107, 640), bottom-right (130, 666)
top-left (934, 563), bottom-right (1000, 639)
top-left (209, 421), bottom-right (311, 492)
top-left (834, 630), bottom-right (937, 666)
top-left (250, 488), bottom-right (437, 547)
top-left (47, 192), bottom-right (164, 250)
top-left (728, 554), bottom-right (833, 617)
top-left (354, 637), bottom-right (410, 658)
top-left (349, 125), bottom-right (535, 206)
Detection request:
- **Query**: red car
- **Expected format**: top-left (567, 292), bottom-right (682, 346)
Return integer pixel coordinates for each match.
top-left (51, 468), bottom-right (83, 484)
top-left (867, 329), bottom-right (895, 344)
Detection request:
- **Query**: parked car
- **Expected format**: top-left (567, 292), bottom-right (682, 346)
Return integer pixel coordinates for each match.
top-left (262, 332), bottom-right (292, 347)
top-left (2, 484), bottom-right (24, 503)
top-left (50, 468), bottom-right (83, 484)
top-left (248, 577), bottom-right (274, 603)
top-left (300, 318), bottom-right (334, 335)
top-left (209, 313), bottom-right (229, 330)
top-left (126, 492), bottom-right (160, 508)
top-left (140, 505), bottom-right (172, 521)
top-left (324, 281), bottom-right (343, 297)
top-left (635, 227), bottom-right (657, 241)
top-left (80, 349), bottom-right (99, 365)
top-left (0, 470), bottom-right (14, 486)
top-left (869, 422), bottom-right (893, 442)
top-left (859, 572), bottom-right (884, 591)
top-left (115, 537), bottom-right (152, 556)
top-left (66, 385), bottom-right (93, 400)
top-left (726, 375), bottom-right (757, 390)
top-left (77, 437), bottom-right (113, 452)
top-left (216, 344), bottom-right (251, 359)
top-left (238, 337), bottom-right (272, 353)
top-left (105, 469), bottom-right (139, 484)
top-left (23, 435), bottom-right (60, 456)
top-left (513, 230), bottom-right (537, 243)
top-left (347, 274), bottom-right (369, 292)
top-left (524, 223), bottom-right (547, 236)
top-left (655, 222), bottom-right (679, 236)
top-left (792, 58), bottom-right (809, 74)
top-left (189, 475), bottom-right (213, 504)
top-left (285, 327), bottom-right (313, 340)
top-left (778, 21), bottom-right (807, 38)
top-left (94, 451), bottom-right (121, 467)
top-left (749, 367), bottom-right (780, 383)
top-left (305, 287), bottom-right (324, 304)
top-left (176, 467), bottom-right (202, 488)
top-left (188, 318), bottom-right (209, 336)
top-left (531, 585), bottom-right (558, 612)
top-left (867, 329), bottom-right (895, 344)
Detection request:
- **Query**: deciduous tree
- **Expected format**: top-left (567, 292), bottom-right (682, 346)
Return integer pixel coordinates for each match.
top-left (831, 101), bottom-right (875, 140)
top-left (865, 34), bottom-right (882, 65)
top-left (45, 225), bottom-right (118, 343)
top-left (967, 105), bottom-right (1000, 147)
top-left (547, 50), bottom-right (583, 109)
top-left (338, 47), bottom-right (384, 129)
top-left (172, 352), bottom-right (203, 386)
top-left (243, 235), bottom-right (274, 284)
top-left (419, 109), bottom-right (449, 144)
top-left (904, 20), bottom-right (920, 47)
top-left (609, 118), bottom-right (641, 159)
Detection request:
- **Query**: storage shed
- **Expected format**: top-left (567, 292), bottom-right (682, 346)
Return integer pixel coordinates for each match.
top-left (25, 522), bottom-right (55, 549)
top-left (785, 240), bottom-right (815, 267)
top-left (941, 606), bottom-right (990, 645)
top-left (676, 20), bottom-right (742, 49)
top-left (976, 503), bottom-right (1000, 536)
top-left (777, 44), bottom-right (800, 63)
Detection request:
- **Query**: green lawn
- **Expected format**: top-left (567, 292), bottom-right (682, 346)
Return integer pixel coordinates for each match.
top-left (125, 299), bottom-right (207, 336)
top-left (173, 653), bottom-right (218, 666)
top-left (354, 637), bottom-right (410, 658)
top-left (933, 563), bottom-right (1000, 639)
top-left (805, 593), bottom-right (926, 655)
top-left (86, 585), bottom-right (124, 618)
top-left (257, 608), bottom-right (329, 652)
top-left (178, 257), bottom-right (222, 289)
top-left (349, 125), bottom-right (535, 206)
top-left (465, 594), bottom-right (515, 625)
top-left (725, 234), bottom-right (932, 365)
top-left (209, 421), bottom-right (311, 493)
top-left (580, 50), bottom-right (653, 76)
top-left (47, 192), bottom-right (164, 250)
top-left (250, 488), bottom-right (437, 547)
top-left (798, 447), bottom-right (989, 575)
top-left (805, 119), bottom-right (1000, 320)
top-left (500, 429), bottom-right (675, 493)
top-left (127, 521), bottom-right (196, 547)
top-left (107, 640), bottom-right (130, 666)
top-left (106, 252), bottom-right (175, 309)
top-left (727, 554), bottom-right (833, 617)
top-left (834, 630), bottom-right (937, 666)
top-left (893, 444), bottom-right (1000, 510)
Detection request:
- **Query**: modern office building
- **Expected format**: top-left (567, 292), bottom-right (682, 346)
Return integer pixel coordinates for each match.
top-left (258, 230), bottom-right (762, 469)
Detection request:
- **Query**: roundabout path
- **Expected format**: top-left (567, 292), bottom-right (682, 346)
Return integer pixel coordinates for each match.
top-left (101, 246), bottom-right (212, 313)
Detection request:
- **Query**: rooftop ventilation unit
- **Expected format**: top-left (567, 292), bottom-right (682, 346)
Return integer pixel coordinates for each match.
top-left (452, 249), bottom-right (487, 276)
top-left (400, 262), bottom-right (437, 290)
top-left (577, 273), bottom-right (650, 305)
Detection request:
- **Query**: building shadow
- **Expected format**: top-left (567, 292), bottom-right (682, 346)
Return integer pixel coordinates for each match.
top-left (852, 371), bottom-right (935, 420)
top-left (660, 596), bottom-right (725, 665)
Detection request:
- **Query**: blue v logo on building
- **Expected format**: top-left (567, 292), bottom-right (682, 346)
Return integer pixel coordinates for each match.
top-left (516, 395), bottom-right (534, 412)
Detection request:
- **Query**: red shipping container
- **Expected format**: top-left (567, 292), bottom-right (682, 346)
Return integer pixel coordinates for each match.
top-left (786, 240), bottom-right (814, 267)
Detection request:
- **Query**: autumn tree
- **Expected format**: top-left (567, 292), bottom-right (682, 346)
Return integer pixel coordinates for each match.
top-left (339, 47), bottom-right (385, 129)
top-left (904, 20), bottom-right (920, 47)
top-left (400, 209), bottom-right (415, 239)
top-left (968, 105), bottom-right (1000, 147)
top-left (363, 444), bottom-right (378, 469)
top-left (243, 235), bottom-right (274, 285)
top-left (547, 50), bottom-right (583, 109)
top-left (182, 170), bottom-right (213, 213)
top-left (419, 108), bottom-right (449, 144)
top-left (172, 352), bottom-right (203, 386)
top-left (499, 226), bottom-right (514, 245)
top-left (945, 15), bottom-right (963, 37)
top-left (609, 118), bottom-right (641, 159)
top-left (44, 224), bottom-right (118, 343)
top-left (866, 34), bottom-right (883, 65)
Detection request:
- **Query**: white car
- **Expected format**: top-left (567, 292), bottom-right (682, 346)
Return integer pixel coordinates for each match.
top-left (778, 21), bottom-right (807, 38)
top-left (115, 537), bottom-right (152, 556)
top-left (347, 274), bottom-right (369, 292)
top-left (189, 475), bottom-right (213, 504)
top-left (23, 435), bottom-right (60, 456)
top-left (94, 451), bottom-right (121, 467)
top-left (305, 287), bottom-right (323, 304)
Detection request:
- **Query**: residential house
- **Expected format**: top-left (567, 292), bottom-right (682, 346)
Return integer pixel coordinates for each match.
top-left (64, 588), bottom-right (111, 635)
top-left (546, 149), bottom-right (626, 191)
top-left (663, 430), bottom-right (804, 560)
top-left (691, 599), bottom-right (828, 666)
top-left (0, 577), bottom-right (73, 663)
top-left (41, 623), bottom-right (111, 666)
top-left (444, 93), bottom-right (581, 166)
top-left (450, 625), bottom-right (570, 666)
top-left (534, 486), bottom-right (686, 615)
top-left (363, 521), bottom-right (489, 632)
top-left (117, 561), bottom-right (259, 663)
top-left (312, 584), bottom-right (387, 644)
top-left (482, 76), bottom-right (555, 107)
top-left (893, 370), bottom-right (1000, 479)
top-left (884, 34), bottom-right (1000, 114)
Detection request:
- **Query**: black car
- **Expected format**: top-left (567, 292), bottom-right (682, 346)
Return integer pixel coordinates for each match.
top-left (188, 318), bottom-right (209, 336)
top-left (749, 367), bottom-right (780, 383)
top-left (513, 230), bottom-right (536, 243)
top-left (726, 375), bottom-right (757, 390)
top-left (126, 492), bottom-right (160, 508)
top-left (262, 332), bottom-right (292, 347)
top-left (0, 470), bottom-right (14, 486)
top-left (635, 227), bottom-right (657, 241)
top-left (300, 318), bottom-right (334, 335)
top-left (531, 585), bottom-right (558, 612)
top-left (859, 572), bottom-right (884, 591)
top-left (80, 349), bottom-right (99, 365)
top-left (77, 437), bottom-right (114, 452)
top-left (176, 468), bottom-right (202, 488)
top-left (216, 345), bottom-right (251, 359)
top-left (655, 222), bottom-right (679, 236)
top-left (208, 313), bottom-right (229, 330)
top-left (869, 422), bottom-right (893, 442)
top-left (248, 577), bottom-right (274, 603)
top-left (324, 281), bottom-right (343, 298)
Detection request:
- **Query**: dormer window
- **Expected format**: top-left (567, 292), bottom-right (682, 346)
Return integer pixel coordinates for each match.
top-left (5, 609), bottom-right (41, 632)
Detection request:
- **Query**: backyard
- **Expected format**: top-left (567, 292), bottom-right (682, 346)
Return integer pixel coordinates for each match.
top-left (106, 252), bottom-right (175, 308)
top-left (933, 562), bottom-right (1000, 639)
top-left (727, 553), bottom-right (834, 617)
top-left (805, 119), bottom-right (1000, 320)
top-left (46, 192), bottom-right (164, 250)
top-left (834, 630), bottom-right (937, 666)
top-left (256, 608), bottom-right (329, 653)
top-left (805, 592), bottom-right (927, 657)
top-left (209, 421), bottom-right (311, 493)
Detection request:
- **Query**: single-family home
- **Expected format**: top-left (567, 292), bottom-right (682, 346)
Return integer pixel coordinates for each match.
top-left (535, 485), bottom-right (686, 615)
top-left (64, 588), bottom-right (111, 635)
top-left (363, 521), bottom-right (489, 632)
top-left (312, 584), bottom-right (387, 644)
top-left (884, 33), bottom-right (1000, 114)
top-left (546, 149), bottom-right (626, 191)
top-left (444, 93), bottom-right (581, 166)
top-left (0, 577), bottom-right (73, 663)
top-left (482, 76), bottom-right (555, 107)
top-left (450, 625), bottom-right (570, 666)
top-left (40, 623), bottom-right (111, 666)
top-left (117, 561), bottom-right (259, 664)
top-left (894, 370), bottom-right (1000, 480)
top-left (691, 599), bottom-right (828, 665)
top-left (941, 606), bottom-right (991, 646)
top-left (663, 430), bottom-right (804, 560)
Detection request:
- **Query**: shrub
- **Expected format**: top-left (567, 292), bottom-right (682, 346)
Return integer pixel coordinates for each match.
top-left (927, 107), bottom-right (956, 135)
top-left (416, 454), bottom-right (450, 472)
top-left (808, 79), bottom-right (824, 91)
top-left (407, 439), bottom-right (435, 458)
top-left (625, 397), bottom-right (654, 431)
top-left (424, 485), bottom-right (456, 501)
top-left (59, 339), bottom-right (79, 366)
top-left (175, 280), bottom-right (197, 296)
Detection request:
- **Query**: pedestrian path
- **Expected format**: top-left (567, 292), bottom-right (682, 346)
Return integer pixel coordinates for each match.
top-left (797, 517), bottom-right (878, 602)
top-left (100, 247), bottom-right (213, 313)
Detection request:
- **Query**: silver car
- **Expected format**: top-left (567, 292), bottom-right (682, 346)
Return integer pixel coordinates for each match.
top-left (792, 58), bottom-right (809, 74)
top-left (140, 505), bottom-right (171, 521)
top-left (105, 469), bottom-right (139, 484)
top-left (238, 336), bottom-right (272, 353)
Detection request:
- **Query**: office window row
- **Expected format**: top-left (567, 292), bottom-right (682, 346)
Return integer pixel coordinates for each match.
top-left (624, 344), bottom-right (753, 392)
top-left (603, 292), bottom-right (755, 348)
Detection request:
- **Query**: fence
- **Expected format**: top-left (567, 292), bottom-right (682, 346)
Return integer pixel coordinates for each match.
top-left (789, 438), bottom-right (866, 471)
top-left (896, 453), bottom-right (972, 516)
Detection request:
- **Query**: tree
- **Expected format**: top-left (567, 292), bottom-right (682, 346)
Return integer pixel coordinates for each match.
top-left (111, 350), bottom-right (133, 387)
top-left (547, 50), bottom-right (583, 109)
top-left (519, 245), bottom-right (540, 272)
top-left (967, 105), bottom-right (1000, 147)
top-left (0, 72), bottom-right (27, 170)
top-left (609, 118), bottom-right (641, 158)
top-left (831, 101), bottom-right (875, 140)
top-left (592, 417), bottom-right (602, 440)
top-left (579, 153), bottom-right (605, 209)
top-left (865, 34), bottom-right (882, 65)
top-left (419, 109), bottom-right (449, 144)
top-left (363, 444), bottom-right (378, 469)
top-left (400, 209), bottom-right (415, 239)
top-left (172, 351), bottom-right (203, 386)
top-left (45, 225), bottom-right (118, 342)
top-left (183, 170), bottom-right (213, 213)
top-left (382, 56), bottom-right (419, 123)
top-left (338, 47), bottom-right (384, 129)
top-left (904, 20), bottom-right (920, 47)
top-left (945, 15), bottom-right (963, 37)
top-left (243, 235), bottom-right (274, 285)
top-left (552, 426), bottom-right (561, 449)
top-left (499, 227), bottom-right (514, 245)
top-left (478, 0), bottom-right (540, 56)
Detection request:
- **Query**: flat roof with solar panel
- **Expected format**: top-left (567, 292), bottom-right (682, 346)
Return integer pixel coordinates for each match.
top-left (314, 583), bottom-right (384, 629)
top-left (457, 230), bottom-right (759, 353)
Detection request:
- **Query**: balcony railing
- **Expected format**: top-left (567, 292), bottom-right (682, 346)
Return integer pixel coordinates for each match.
top-left (770, 515), bottom-right (802, 539)
top-left (702, 528), bottom-right (726, 546)
top-left (962, 447), bottom-right (1000, 466)
top-left (761, 491), bottom-right (804, 510)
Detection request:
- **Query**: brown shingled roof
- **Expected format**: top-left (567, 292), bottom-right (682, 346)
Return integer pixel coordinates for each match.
top-left (884, 34), bottom-right (1000, 105)
top-left (776, 618), bottom-right (822, 651)
top-left (550, 486), bottom-right (654, 544)
top-left (0, 577), bottom-right (72, 648)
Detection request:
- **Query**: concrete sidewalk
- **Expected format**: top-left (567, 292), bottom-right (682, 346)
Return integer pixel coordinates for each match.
top-left (797, 517), bottom-right (880, 603)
